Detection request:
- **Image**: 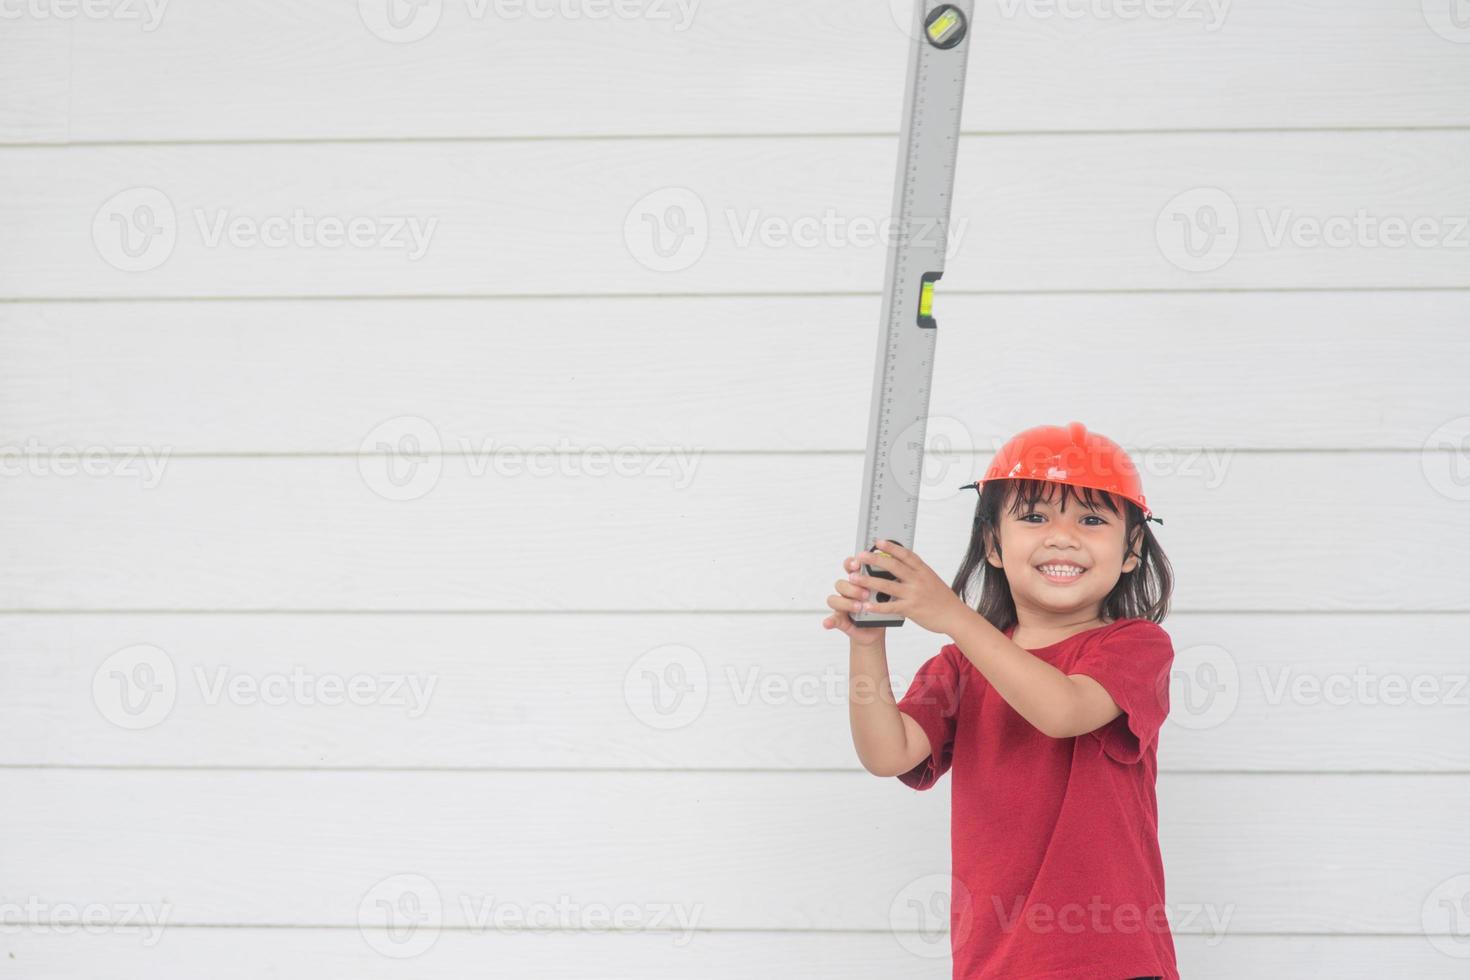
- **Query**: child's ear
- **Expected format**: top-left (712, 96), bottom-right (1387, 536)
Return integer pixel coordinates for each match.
top-left (1121, 527), bottom-right (1144, 573)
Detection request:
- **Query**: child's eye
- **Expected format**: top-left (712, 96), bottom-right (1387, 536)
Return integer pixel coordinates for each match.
top-left (1082, 515), bottom-right (1106, 525)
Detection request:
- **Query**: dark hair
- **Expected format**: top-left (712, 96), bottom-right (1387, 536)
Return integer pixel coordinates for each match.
top-left (949, 478), bottom-right (1173, 632)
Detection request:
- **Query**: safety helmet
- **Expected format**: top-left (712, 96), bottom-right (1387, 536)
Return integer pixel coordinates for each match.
top-left (961, 420), bottom-right (1161, 524)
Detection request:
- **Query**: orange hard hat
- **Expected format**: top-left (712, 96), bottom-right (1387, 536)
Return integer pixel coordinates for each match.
top-left (962, 420), bottom-right (1161, 523)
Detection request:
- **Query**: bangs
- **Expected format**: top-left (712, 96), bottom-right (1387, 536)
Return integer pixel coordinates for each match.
top-left (1001, 478), bottom-right (1124, 517)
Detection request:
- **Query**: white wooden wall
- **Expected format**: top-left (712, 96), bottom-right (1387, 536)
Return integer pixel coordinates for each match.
top-left (2, 1), bottom-right (1469, 976)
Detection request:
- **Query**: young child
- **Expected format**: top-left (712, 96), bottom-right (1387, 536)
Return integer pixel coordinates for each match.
top-left (824, 420), bottom-right (1178, 980)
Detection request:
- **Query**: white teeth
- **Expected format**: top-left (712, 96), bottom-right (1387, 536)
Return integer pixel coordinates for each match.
top-left (1039, 565), bottom-right (1084, 576)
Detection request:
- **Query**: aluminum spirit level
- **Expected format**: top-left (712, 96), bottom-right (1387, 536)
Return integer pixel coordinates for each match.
top-left (853, 1), bottom-right (974, 628)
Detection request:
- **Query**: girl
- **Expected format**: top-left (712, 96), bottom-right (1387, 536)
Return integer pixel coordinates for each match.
top-left (823, 421), bottom-right (1177, 980)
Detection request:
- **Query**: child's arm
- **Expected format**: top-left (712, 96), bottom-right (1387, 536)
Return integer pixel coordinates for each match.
top-left (947, 613), bottom-right (1123, 739)
top-left (848, 637), bottom-right (932, 776)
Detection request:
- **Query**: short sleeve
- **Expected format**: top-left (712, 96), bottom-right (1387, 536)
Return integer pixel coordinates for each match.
top-left (1069, 620), bottom-right (1174, 765)
top-left (894, 644), bottom-right (966, 790)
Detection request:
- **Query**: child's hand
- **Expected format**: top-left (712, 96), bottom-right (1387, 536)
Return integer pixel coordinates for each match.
top-left (823, 555), bottom-right (886, 648)
top-left (850, 540), bottom-right (973, 637)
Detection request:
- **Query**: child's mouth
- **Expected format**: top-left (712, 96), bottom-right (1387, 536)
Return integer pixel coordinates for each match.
top-left (1036, 563), bottom-right (1087, 585)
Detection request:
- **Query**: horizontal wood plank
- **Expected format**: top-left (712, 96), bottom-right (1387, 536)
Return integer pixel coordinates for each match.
top-left (2, 770), bottom-right (1465, 935)
top-left (0, 930), bottom-right (1462, 980)
top-left (3, 612), bottom-right (1466, 772)
top-left (7, 1), bottom-right (1468, 143)
top-left (0, 453), bottom-right (1462, 611)
top-left (2, 291), bottom-right (1466, 452)
top-left (5, 132), bottom-right (1468, 297)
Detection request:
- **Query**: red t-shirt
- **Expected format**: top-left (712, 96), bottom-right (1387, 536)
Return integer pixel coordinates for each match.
top-left (895, 616), bottom-right (1179, 980)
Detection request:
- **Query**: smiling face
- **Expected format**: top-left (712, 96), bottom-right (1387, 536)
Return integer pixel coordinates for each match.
top-left (985, 481), bottom-right (1142, 628)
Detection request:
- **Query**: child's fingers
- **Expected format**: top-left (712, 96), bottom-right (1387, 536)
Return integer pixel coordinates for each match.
top-left (825, 592), bottom-right (867, 614)
top-left (873, 539), bottom-right (914, 563)
top-left (856, 548), bottom-right (903, 576)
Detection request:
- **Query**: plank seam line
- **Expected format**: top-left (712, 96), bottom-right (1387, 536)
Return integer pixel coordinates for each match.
top-left (1, 125), bottom-right (1468, 149)
top-left (4, 286), bottom-right (1470, 303)
top-left (1, 765), bottom-right (1464, 775)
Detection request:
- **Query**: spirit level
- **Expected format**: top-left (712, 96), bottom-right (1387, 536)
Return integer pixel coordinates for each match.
top-left (853, 2), bottom-right (974, 628)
